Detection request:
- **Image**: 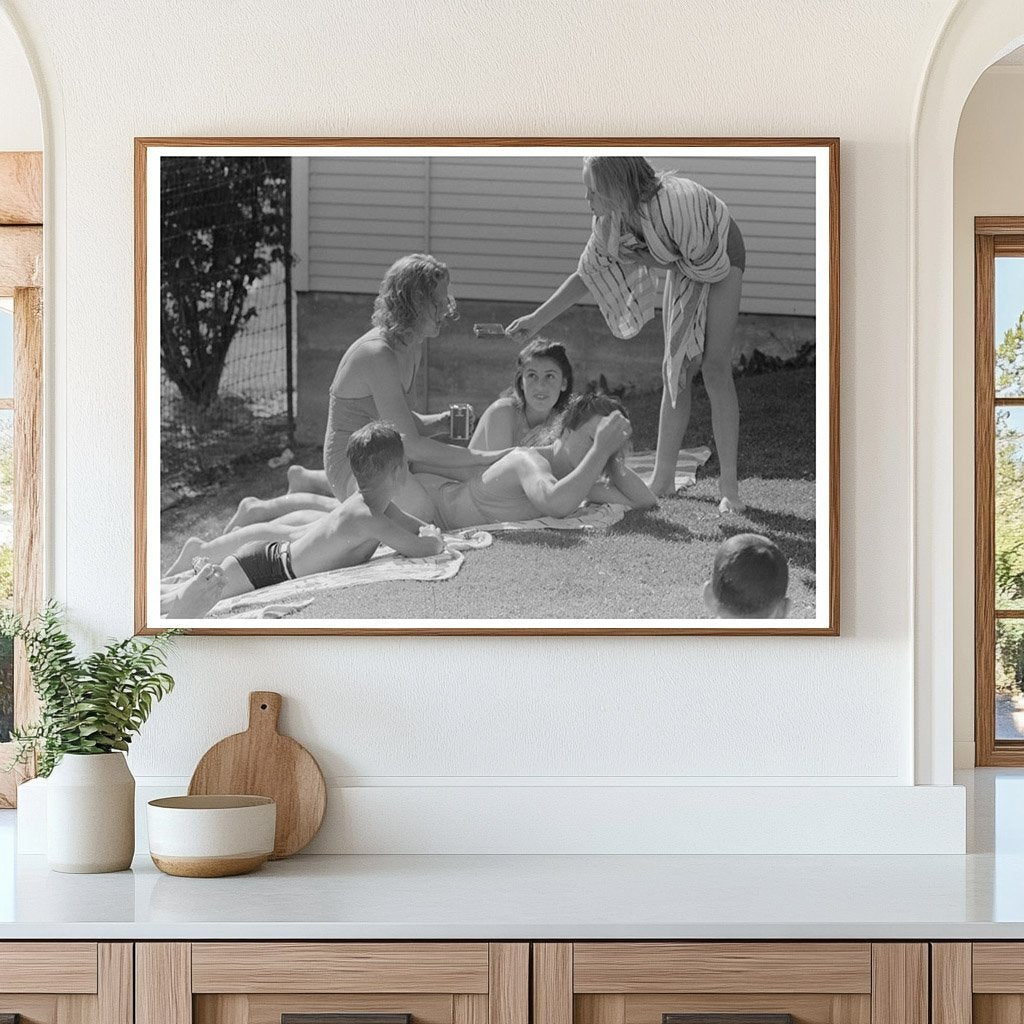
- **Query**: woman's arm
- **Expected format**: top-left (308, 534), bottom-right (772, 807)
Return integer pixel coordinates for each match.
top-left (506, 271), bottom-right (590, 341)
top-left (594, 453), bottom-right (658, 510)
top-left (514, 413), bottom-right (632, 517)
top-left (411, 410), bottom-right (451, 436)
top-left (355, 344), bottom-right (504, 468)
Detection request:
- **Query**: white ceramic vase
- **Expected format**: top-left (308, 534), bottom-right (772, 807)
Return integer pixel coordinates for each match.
top-left (46, 752), bottom-right (135, 873)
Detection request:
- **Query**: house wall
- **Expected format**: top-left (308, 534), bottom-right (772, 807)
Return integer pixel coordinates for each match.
top-left (0, 0), bottom-right (984, 853)
top-left (303, 154), bottom-right (817, 314)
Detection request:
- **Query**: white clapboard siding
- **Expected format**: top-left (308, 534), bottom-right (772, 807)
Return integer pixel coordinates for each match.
top-left (304, 154), bottom-right (817, 317)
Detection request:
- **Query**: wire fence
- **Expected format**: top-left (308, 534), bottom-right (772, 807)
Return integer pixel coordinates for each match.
top-left (160, 156), bottom-right (295, 499)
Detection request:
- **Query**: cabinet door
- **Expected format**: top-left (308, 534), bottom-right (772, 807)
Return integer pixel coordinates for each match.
top-left (533, 944), bottom-right (927, 1024)
top-left (137, 943), bottom-right (528, 1024)
top-left (0, 943), bottom-right (131, 1024)
top-left (950, 942), bottom-right (1024, 1024)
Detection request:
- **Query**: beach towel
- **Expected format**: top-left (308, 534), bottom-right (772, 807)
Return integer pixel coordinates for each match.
top-left (626, 446), bottom-right (712, 493)
top-left (205, 531), bottom-right (492, 619)
top-left (470, 501), bottom-right (627, 534)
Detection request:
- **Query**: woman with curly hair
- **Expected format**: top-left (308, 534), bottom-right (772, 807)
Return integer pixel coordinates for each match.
top-left (321, 253), bottom-right (508, 500)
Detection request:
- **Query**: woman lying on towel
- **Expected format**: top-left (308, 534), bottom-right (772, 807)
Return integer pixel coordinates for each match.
top-left (402, 391), bottom-right (656, 530)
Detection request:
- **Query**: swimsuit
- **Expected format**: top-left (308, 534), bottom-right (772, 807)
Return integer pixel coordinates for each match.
top-left (418, 472), bottom-right (542, 530)
top-left (232, 541), bottom-right (296, 590)
top-left (323, 375), bottom-right (414, 499)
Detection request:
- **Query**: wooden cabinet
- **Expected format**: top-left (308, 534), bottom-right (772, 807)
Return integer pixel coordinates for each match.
top-left (0, 943), bottom-right (132, 1024)
top-left (932, 943), bottom-right (1024, 1024)
top-left (136, 944), bottom-right (528, 1024)
top-left (532, 943), bottom-right (928, 1024)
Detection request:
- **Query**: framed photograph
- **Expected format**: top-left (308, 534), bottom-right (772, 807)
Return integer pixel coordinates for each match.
top-left (136, 137), bottom-right (838, 636)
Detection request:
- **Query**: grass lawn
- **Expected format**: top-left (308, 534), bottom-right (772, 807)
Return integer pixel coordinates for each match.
top-left (161, 367), bottom-right (817, 621)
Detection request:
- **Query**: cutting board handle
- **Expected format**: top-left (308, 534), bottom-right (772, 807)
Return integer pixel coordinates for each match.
top-left (248, 691), bottom-right (282, 734)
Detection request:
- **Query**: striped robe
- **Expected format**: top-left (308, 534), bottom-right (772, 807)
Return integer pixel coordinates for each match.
top-left (577, 175), bottom-right (733, 404)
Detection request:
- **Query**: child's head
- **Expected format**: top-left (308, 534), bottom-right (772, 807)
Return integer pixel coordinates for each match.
top-left (583, 156), bottom-right (661, 215)
top-left (346, 421), bottom-right (406, 491)
top-left (512, 338), bottom-right (574, 419)
top-left (704, 533), bottom-right (791, 619)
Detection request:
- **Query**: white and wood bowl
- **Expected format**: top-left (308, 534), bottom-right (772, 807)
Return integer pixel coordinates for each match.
top-left (147, 795), bottom-right (276, 877)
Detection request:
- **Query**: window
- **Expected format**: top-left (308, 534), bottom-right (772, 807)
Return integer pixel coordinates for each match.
top-left (976, 219), bottom-right (1024, 764)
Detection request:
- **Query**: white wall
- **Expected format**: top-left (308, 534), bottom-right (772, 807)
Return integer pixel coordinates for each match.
top-left (0, 9), bottom-right (39, 151)
top-left (0, 0), bottom-right (976, 852)
top-left (952, 66), bottom-right (1024, 767)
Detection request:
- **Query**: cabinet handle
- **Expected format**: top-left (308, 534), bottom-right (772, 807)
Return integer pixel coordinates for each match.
top-left (664, 1016), bottom-right (794, 1024)
top-left (283, 1015), bottom-right (411, 1024)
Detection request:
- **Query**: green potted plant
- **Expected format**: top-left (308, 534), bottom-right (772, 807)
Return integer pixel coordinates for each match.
top-left (2, 602), bottom-right (179, 873)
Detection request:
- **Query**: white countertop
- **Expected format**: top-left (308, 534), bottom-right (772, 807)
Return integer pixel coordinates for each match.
top-left (1, 768), bottom-right (1022, 941)
top-left (0, 848), bottom-right (1022, 940)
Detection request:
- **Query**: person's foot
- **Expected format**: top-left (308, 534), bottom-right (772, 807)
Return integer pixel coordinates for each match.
top-left (718, 484), bottom-right (747, 514)
top-left (648, 473), bottom-right (682, 498)
top-left (160, 562), bottom-right (225, 618)
top-left (164, 536), bottom-right (205, 577)
top-left (225, 495), bottom-right (260, 532)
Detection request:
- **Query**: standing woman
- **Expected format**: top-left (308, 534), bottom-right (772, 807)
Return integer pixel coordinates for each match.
top-left (322, 253), bottom-right (507, 501)
top-left (507, 157), bottom-right (746, 512)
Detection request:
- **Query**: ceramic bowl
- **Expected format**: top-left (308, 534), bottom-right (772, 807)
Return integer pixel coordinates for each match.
top-left (147, 795), bottom-right (276, 877)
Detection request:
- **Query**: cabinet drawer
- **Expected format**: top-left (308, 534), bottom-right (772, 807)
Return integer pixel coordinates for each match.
top-left (139, 942), bottom-right (528, 1024)
top-left (572, 944), bottom-right (872, 994)
top-left (533, 943), bottom-right (925, 1024)
top-left (0, 942), bottom-right (99, 993)
top-left (191, 943), bottom-right (490, 994)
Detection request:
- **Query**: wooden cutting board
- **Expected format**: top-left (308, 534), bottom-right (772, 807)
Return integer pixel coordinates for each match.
top-left (188, 691), bottom-right (327, 859)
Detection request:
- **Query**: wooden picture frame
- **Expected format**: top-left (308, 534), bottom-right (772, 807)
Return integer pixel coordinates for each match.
top-left (136, 137), bottom-right (839, 636)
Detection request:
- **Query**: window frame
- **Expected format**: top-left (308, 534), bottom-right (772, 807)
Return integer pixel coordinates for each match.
top-left (0, 152), bottom-right (43, 807)
top-left (975, 217), bottom-right (1024, 765)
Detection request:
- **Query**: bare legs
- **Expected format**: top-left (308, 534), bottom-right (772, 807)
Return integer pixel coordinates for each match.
top-left (225, 491), bottom-right (337, 532)
top-left (648, 267), bottom-right (744, 511)
top-left (164, 511), bottom-right (324, 576)
top-left (288, 465), bottom-right (333, 496)
top-left (649, 358), bottom-right (700, 496)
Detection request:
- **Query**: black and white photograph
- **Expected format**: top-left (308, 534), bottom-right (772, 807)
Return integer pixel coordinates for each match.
top-left (138, 140), bottom-right (838, 635)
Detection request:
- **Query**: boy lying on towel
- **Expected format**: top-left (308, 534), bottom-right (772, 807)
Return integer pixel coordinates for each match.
top-left (160, 422), bottom-right (445, 619)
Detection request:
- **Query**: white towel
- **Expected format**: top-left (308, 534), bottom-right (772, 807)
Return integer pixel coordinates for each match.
top-left (206, 531), bottom-right (492, 619)
top-left (468, 502), bottom-right (626, 534)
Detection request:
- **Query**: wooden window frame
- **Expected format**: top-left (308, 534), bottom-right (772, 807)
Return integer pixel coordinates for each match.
top-left (975, 217), bottom-right (1024, 765)
top-left (0, 152), bottom-right (43, 806)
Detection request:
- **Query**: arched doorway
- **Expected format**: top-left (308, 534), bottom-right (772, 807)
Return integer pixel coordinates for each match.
top-left (913, 1), bottom-right (1024, 784)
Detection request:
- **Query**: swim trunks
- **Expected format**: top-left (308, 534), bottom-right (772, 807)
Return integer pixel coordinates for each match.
top-left (232, 540), bottom-right (296, 590)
